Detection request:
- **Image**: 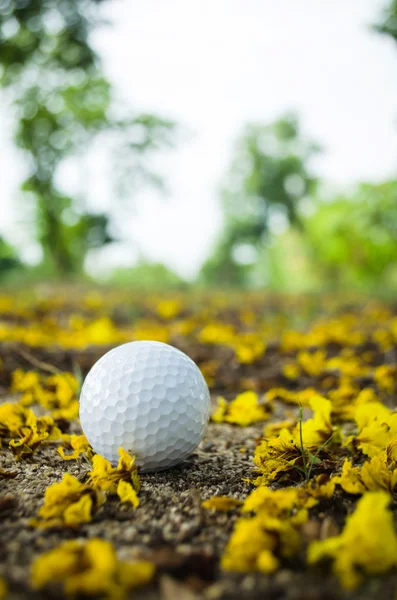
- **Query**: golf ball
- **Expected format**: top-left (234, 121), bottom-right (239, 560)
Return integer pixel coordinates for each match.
top-left (79, 341), bottom-right (210, 471)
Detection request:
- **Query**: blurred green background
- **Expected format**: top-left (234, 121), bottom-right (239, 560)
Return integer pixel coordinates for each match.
top-left (1, 0), bottom-right (397, 294)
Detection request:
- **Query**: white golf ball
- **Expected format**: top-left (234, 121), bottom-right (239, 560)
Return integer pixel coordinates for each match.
top-left (79, 341), bottom-right (210, 471)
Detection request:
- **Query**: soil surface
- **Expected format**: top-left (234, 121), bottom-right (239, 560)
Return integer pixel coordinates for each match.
top-left (2, 400), bottom-right (396, 600)
top-left (1, 291), bottom-right (397, 600)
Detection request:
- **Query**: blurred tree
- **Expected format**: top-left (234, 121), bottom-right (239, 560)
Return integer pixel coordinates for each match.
top-left (0, 0), bottom-right (175, 275)
top-left (0, 236), bottom-right (22, 279)
top-left (304, 181), bottom-right (397, 290)
top-left (199, 114), bottom-right (319, 287)
top-left (198, 233), bottom-right (249, 288)
top-left (375, 0), bottom-right (397, 42)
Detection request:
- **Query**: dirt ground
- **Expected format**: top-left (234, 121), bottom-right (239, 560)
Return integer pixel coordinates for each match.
top-left (1, 292), bottom-right (397, 599)
top-left (3, 416), bottom-right (397, 600)
top-left (3, 413), bottom-right (390, 600)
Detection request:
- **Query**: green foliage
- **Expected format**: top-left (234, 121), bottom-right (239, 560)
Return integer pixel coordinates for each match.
top-left (251, 181), bottom-right (397, 294)
top-left (0, 0), bottom-right (175, 275)
top-left (0, 236), bottom-right (22, 280)
top-left (0, 0), bottom-right (103, 75)
top-left (374, 0), bottom-right (397, 42)
top-left (250, 230), bottom-right (317, 292)
top-left (110, 262), bottom-right (186, 290)
top-left (303, 182), bottom-right (397, 291)
top-left (226, 115), bottom-right (318, 228)
top-left (198, 226), bottom-right (256, 288)
top-left (199, 114), bottom-right (318, 287)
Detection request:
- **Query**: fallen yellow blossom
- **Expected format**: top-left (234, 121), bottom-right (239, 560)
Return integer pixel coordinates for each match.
top-left (281, 330), bottom-right (307, 352)
top-left (254, 397), bottom-right (335, 485)
top-left (117, 480), bottom-right (140, 508)
top-left (202, 496), bottom-right (242, 511)
top-left (198, 322), bottom-right (235, 345)
top-left (221, 517), bottom-right (279, 573)
top-left (242, 486), bottom-right (316, 518)
top-left (300, 396), bottom-right (334, 448)
top-left (221, 481), bottom-right (313, 573)
top-left (31, 473), bottom-right (103, 528)
top-left (263, 419), bottom-right (296, 438)
top-left (11, 369), bottom-right (41, 395)
top-left (0, 403), bottom-right (64, 459)
top-left (31, 538), bottom-right (155, 599)
top-left (266, 387), bottom-right (317, 407)
top-left (336, 441), bottom-right (397, 494)
top-left (0, 402), bottom-right (28, 437)
top-left (88, 448), bottom-right (140, 496)
top-left (305, 474), bottom-right (338, 499)
top-left (349, 402), bottom-right (397, 457)
top-left (155, 298), bottom-right (182, 319)
top-left (10, 415), bottom-right (64, 459)
top-left (58, 434), bottom-right (93, 461)
top-left (282, 362), bottom-right (301, 380)
top-left (326, 354), bottom-right (369, 378)
top-left (11, 370), bottom-right (79, 416)
top-left (253, 428), bottom-right (301, 486)
top-left (212, 391), bottom-right (270, 426)
top-left (297, 350), bottom-right (327, 376)
top-left (308, 491), bottom-right (397, 589)
top-left (328, 385), bottom-right (377, 421)
top-left (374, 364), bottom-right (397, 394)
top-left (222, 514), bottom-right (301, 573)
top-left (233, 333), bottom-right (266, 364)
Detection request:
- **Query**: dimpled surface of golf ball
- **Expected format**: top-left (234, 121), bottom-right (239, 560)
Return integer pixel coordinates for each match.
top-left (79, 341), bottom-right (210, 471)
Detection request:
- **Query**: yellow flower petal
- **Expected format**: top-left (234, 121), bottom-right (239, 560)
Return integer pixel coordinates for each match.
top-left (202, 496), bottom-right (242, 511)
top-left (117, 480), bottom-right (139, 508)
top-left (308, 491), bottom-right (397, 590)
top-left (31, 539), bottom-right (154, 599)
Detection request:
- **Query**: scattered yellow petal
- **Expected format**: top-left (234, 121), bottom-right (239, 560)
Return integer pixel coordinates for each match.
top-left (31, 538), bottom-right (155, 599)
top-left (32, 473), bottom-right (100, 528)
top-left (308, 491), bottom-right (397, 589)
top-left (243, 486), bottom-right (315, 516)
top-left (221, 517), bottom-right (277, 572)
top-left (58, 434), bottom-right (93, 461)
top-left (63, 495), bottom-right (93, 526)
top-left (212, 391), bottom-right (270, 426)
top-left (88, 449), bottom-right (140, 496)
top-left (202, 496), bottom-right (242, 511)
top-left (256, 549), bottom-right (279, 573)
top-left (282, 363), bottom-right (301, 380)
top-left (117, 480), bottom-right (139, 508)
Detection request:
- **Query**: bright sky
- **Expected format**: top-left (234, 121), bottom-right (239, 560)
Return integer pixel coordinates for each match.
top-left (2, 0), bottom-right (397, 278)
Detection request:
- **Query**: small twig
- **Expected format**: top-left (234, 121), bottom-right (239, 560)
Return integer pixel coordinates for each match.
top-left (11, 346), bottom-right (62, 375)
